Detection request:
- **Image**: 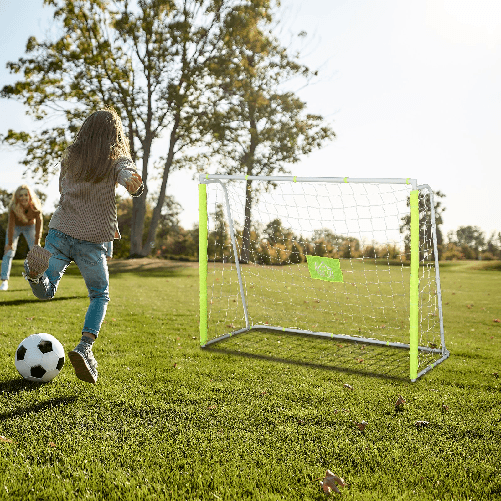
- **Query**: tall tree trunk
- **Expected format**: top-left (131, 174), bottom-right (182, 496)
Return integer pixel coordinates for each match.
top-left (140, 114), bottom-right (180, 256)
top-left (240, 110), bottom-right (258, 264)
top-left (130, 147), bottom-right (151, 256)
top-left (241, 178), bottom-right (253, 264)
top-left (130, 126), bottom-right (154, 256)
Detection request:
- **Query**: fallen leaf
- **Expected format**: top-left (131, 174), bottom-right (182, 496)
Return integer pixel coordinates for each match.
top-left (343, 384), bottom-right (353, 390)
top-left (493, 372), bottom-right (499, 379)
top-left (356, 358), bottom-right (364, 363)
top-left (415, 421), bottom-right (429, 428)
top-left (494, 319), bottom-right (500, 323)
top-left (48, 442), bottom-right (57, 448)
top-left (0, 436), bottom-right (14, 443)
top-left (441, 404), bottom-right (449, 411)
top-left (319, 470), bottom-right (348, 494)
top-left (395, 395), bottom-right (406, 408)
top-left (26, 316), bottom-right (35, 321)
top-left (355, 421), bottom-right (368, 431)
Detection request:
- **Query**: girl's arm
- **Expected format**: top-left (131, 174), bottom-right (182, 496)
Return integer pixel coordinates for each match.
top-left (59, 158), bottom-right (68, 194)
top-left (115, 158), bottom-right (144, 197)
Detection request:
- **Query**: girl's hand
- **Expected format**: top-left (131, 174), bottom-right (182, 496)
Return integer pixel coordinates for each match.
top-left (4, 245), bottom-right (12, 253)
top-left (125, 172), bottom-right (142, 194)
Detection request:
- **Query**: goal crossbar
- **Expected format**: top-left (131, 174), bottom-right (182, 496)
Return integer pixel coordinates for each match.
top-left (199, 174), bottom-right (449, 382)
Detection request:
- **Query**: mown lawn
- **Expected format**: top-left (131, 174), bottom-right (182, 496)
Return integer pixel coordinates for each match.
top-left (0, 258), bottom-right (500, 500)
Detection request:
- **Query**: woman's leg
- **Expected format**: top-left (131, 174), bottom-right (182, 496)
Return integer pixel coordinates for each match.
top-left (1, 226), bottom-right (21, 281)
top-left (22, 224), bottom-right (36, 250)
top-left (25, 229), bottom-right (71, 300)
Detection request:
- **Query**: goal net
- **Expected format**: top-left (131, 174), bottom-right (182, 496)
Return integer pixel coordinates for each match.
top-left (199, 175), bottom-right (449, 382)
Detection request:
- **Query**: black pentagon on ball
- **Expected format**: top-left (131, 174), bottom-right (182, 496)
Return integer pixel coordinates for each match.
top-left (56, 357), bottom-right (64, 371)
top-left (38, 340), bottom-right (53, 354)
top-left (16, 345), bottom-right (27, 361)
top-left (31, 365), bottom-right (47, 379)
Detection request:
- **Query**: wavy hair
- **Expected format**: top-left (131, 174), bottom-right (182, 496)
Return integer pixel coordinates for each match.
top-left (8, 185), bottom-right (42, 225)
top-left (61, 107), bottom-right (131, 183)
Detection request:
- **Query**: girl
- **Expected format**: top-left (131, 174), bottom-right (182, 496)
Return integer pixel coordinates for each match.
top-left (1, 185), bottom-right (43, 291)
top-left (24, 107), bottom-right (143, 384)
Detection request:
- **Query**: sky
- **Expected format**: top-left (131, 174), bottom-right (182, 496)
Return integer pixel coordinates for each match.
top-left (0, 0), bottom-right (500, 241)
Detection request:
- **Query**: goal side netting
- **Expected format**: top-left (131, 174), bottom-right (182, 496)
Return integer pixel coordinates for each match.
top-left (199, 175), bottom-right (449, 382)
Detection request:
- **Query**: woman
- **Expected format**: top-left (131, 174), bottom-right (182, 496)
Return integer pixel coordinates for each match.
top-left (1, 185), bottom-right (43, 291)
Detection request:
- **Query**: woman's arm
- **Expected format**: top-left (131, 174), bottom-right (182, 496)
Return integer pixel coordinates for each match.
top-left (34, 212), bottom-right (43, 246)
top-left (6, 210), bottom-right (15, 249)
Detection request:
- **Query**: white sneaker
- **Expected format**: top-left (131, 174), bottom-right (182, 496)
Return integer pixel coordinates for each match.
top-left (0, 281), bottom-right (8, 291)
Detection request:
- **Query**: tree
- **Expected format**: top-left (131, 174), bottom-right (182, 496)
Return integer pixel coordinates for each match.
top-left (0, 0), bottom-right (233, 257)
top-left (264, 218), bottom-right (293, 246)
top-left (201, 0), bottom-right (335, 263)
top-left (484, 231), bottom-right (501, 259)
top-left (207, 202), bottom-right (229, 261)
top-left (400, 190), bottom-right (446, 261)
top-left (455, 225), bottom-right (485, 259)
top-left (154, 194), bottom-right (183, 242)
top-left (0, 189), bottom-right (12, 213)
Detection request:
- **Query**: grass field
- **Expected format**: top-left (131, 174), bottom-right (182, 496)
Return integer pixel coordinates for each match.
top-left (0, 258), bottom-right (500, 500)
top-left (205, 258), bottom-right (444, 379)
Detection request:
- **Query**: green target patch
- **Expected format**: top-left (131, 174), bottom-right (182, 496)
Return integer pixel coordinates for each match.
top-left (306, 255), bottom-right (344, 283)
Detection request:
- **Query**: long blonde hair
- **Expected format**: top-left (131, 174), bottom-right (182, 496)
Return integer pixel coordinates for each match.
top-left (61, 107), bottom-right (131, 183)
top-left (8, 185), bottom-right (42, 225)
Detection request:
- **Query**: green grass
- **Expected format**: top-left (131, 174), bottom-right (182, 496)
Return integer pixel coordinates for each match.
top-left (206, 259), bottom-right (443, 377)
top-left (0, 258), bottom-right (500, 500)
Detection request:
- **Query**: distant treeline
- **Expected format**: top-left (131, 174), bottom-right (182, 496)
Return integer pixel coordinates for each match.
top-left (203, 222), bottom-right (501, 265)
top-left (0, 197), bottom-right (499, 263)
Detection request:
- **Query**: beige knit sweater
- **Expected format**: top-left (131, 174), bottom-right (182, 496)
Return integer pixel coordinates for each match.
top-left (49, 157), bottom-right (144, 244)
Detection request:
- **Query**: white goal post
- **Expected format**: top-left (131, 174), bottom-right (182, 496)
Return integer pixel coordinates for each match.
top-left (199, 174), bottom-right (449, 382)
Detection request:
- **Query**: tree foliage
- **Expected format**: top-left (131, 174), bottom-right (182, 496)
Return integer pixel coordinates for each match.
top-left (0, 0), bottom-right (238, 256)
top-left (400, 190), bottom-right (446, 261)
top-left (199, 1), bottom-right (336, 262)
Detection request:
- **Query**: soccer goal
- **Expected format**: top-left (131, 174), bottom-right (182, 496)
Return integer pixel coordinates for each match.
top-left (199, 174), bottom-right (449, 382)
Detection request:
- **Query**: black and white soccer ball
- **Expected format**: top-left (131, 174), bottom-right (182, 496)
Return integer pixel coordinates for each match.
top-left (15, 333), bottom-right (65, 383)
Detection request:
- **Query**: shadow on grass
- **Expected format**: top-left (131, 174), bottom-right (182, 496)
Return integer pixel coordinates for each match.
top-left (205, 345), bottom-right (409, 382)
top-left (0, 296), bottom-right (86, 307)
top-left (0, 378), bottom-right (71, 395)
top-left (203, 329), bottom-right (413, 383)
top-left (0, 392), bottom-right (78, 421)
top-left (107, 258), bottom-right (198, 278)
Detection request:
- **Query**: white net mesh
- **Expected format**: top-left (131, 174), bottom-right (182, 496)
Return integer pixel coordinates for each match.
top-left (202, 178), bottom-right (445, 380)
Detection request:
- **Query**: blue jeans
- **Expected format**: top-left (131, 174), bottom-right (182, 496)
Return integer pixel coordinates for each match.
top-left (25, 228), bottom-right (110, 338)
top-left (1, 224), bottom-right (36, 280)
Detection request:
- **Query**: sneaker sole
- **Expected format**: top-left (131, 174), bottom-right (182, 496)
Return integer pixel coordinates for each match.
top-left (68, 350), bottom-right (97, 384)
top-left (27, 246), bottom-right (52, 277)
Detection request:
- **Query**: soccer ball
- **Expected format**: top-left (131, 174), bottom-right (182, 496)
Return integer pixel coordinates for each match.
top-left (15, 333), bottom-right (65, 383)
